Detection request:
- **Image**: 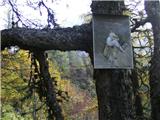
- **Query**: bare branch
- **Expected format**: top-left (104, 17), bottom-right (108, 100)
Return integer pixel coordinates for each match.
top-left (131, 18), bottom-right (149, 32)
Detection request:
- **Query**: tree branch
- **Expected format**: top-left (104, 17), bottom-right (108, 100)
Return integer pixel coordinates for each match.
top-left (1, 23), bottom-right (92, 53)
top-left (131, 18), bottom-right (149, 32)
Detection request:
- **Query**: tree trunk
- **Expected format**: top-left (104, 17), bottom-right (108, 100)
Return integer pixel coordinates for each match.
top-left (95, 69), bottom-right (135, 120)
top-left (145, 1), bottom-right (160, 120)
top-left (95, 70), bottom-right (111, 120)
top-left (131, 56), bottom-right (143, 118)
top-left (91, 1), bottom-right (135, 120)
top-left (34, 51), bottom-right (64, 120)
top-left (131, 69), bottom-right (143, 118)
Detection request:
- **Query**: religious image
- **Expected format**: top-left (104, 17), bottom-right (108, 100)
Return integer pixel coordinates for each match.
top-left (93, 15), bottom-right (133, 69)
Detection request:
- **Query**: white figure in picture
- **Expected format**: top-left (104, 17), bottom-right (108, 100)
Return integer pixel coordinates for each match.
top-left (103, 31), bottom-right (125, 62)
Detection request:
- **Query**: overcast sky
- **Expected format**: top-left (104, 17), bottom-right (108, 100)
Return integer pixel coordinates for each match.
top-left (0, 0), bottom-right (91, 29)
top-left (0, 0), bottom-right (155, 30)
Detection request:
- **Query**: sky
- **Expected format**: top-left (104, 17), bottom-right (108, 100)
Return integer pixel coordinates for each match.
top-left (0, 0), bottom-right (91, 29)
top-left (0, 0), bottom-right (155, 30)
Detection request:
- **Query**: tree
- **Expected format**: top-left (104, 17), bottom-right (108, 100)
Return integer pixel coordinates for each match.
top-left (1, 0), bottom-right (160, 120)
top-left (1, 1), bottom-right (135, 120)
top-left (145, 1), bottom-right (160, 120)
top-left (91, 1), bottom-right (136, 120)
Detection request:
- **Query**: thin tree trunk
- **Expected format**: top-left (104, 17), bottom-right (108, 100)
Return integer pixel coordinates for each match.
top-left (34, 51), bottom-right (64, 120)
top-left (132, 57), bottom-right (143, 118)
top-left (132, 70), bottom-right (143, 118)
top-left (145, 1), bottom-right (160, 120)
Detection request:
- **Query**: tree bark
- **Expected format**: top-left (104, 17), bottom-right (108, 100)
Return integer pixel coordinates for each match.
top-left (95, 70), bottom-right (111, 120)
top-left (1, 23), bottom-right (92, 53)
top-left (95, 69), bottom-right (135, 120)
top-left (145, 1), bottom-right (160, 120)
top-left (131, 69), bottom-right (143, 118)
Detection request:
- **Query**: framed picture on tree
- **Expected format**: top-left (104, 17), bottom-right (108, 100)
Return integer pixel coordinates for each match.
top-left (93, 15), bottom-right (133, 69)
